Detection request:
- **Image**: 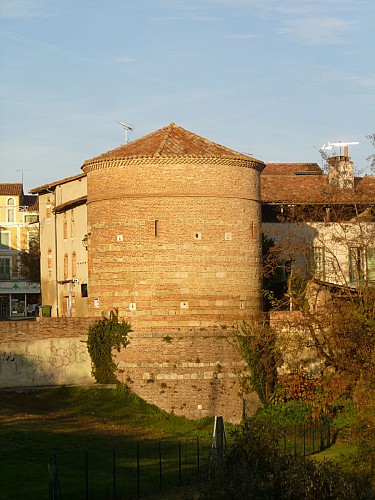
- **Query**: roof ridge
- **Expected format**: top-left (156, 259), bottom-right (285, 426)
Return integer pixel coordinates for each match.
top-left (155, 122), bottom-right (175, 156)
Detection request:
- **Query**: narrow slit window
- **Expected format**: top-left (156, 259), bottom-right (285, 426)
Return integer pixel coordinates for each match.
top-left (154, 220), bottom-right (159, 237)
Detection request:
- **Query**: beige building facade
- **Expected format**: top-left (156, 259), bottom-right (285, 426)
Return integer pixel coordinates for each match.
top-left (31, 174), bottom-right (88, 317)
top-left (0, 184), bottom-right (40, 318)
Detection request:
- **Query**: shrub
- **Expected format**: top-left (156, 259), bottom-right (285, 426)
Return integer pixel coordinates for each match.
top-left (86, 309), bottom-right (131, 384)
top-left (196, 419), bottom-right (373, 499)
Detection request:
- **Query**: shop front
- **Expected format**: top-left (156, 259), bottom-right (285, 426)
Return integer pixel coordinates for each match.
top-left (0, 284), bottom-right (40, 319)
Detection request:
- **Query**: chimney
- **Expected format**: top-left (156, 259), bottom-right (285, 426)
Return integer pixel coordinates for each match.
top-left (328, 154), bottom-right (354, 189)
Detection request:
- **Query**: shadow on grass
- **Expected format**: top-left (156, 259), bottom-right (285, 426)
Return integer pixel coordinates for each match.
top-left (0, 386), bottom-right (213, 499)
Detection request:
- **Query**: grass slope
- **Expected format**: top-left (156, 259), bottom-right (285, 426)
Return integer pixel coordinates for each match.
top-left (0, 385), bottom-right (214, 499)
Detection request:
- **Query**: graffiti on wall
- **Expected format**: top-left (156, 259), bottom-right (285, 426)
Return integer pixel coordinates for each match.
top-left (44, 343), bottom-right (88, 368)
top-left (0, 340), bottom-right (91, 386)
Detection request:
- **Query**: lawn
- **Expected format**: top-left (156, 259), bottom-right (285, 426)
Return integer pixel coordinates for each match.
top-left (0, 385), bottom-right (215, 499)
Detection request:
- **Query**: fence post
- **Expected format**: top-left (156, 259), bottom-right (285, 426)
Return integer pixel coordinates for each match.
top-left (283, 429), bottom-right (287, 454)
top-left (85, 451), bottom-right (89, 500)
top-left (179, 441), bottom-right (182, 486)
top-left (327, 418), bottom-right (331, 446)
top-left (312, 421), bottom-right (315, 454)
top-left (137, 444), bottom-right (140, 499)
top-left (113, 447), bottom-right (116, 500)
top-left (159, 441), bottom-right (162, 492)
top-left (197, 437), bottom-right (200, 478)
top-left (48, 453), bottom-right (62, 500)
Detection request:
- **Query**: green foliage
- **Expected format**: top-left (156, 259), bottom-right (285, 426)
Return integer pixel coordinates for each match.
top-left (236, 320), bottom-right (280, 405)
top-left (254, 400), bottom-right (313, 427)
top-left (197, 419), bottom-right (373, 499)
top-left (86, 309), bottom-right (131, 383)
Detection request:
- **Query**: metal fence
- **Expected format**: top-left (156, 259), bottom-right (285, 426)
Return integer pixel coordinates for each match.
top-left (278, 416), bottom-right (333, 456)
top-left (48, 418), bottom-right (333, 499)
top-left (49, 438), bottom-right (212, 499)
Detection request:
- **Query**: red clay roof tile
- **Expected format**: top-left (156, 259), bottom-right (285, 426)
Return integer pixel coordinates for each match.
top-left (82, 123), bottom-right (263, 165)
top-left (261, 164), bottom-right (375, 204)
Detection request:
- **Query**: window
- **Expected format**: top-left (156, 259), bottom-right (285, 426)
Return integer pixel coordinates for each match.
top-left (47, 248), bottom-right (53, 269)
top-left (70, 210), bottom-right (75, 238)
top-left (349, 247), bottom-right (365, 284)
top-left (63, 213), bottom-right (68, 240)
top-left (0, 257), bottom-right (11, 280)
top-left (6, 198), bottom-right (15, 223)
top-left (46, 197), bottom-right (52, 218)
top-left (367, 247), bottom-right (375, 283)
top-left (81, 283), bottom-right (88, 298)
top-left (72, 252), bottom-right (77, 277)
top-left (24, 214), bottom-right (38, 224)
top-left (0, 231), bottom-right (10, 250)
top-left (313, 246), bottom-right (325, 280)
top-left (63, 253), bottom-right (68, 279)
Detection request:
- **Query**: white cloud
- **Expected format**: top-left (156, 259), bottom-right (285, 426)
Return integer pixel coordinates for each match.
top-left (113, 56), bottom-right (137, 64)
top-left (223, 33), bottom-right (257, 40)
top-left (278, 16), bottom-right (355, 45)
top-left (314, 66), bottom-right (375, 87)
top-left (0, 0), bottom-right (50, 19)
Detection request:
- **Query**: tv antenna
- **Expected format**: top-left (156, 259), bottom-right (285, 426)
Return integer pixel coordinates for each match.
top-left (320, 141), bottom-right (359, 157)
top-left (17, 169), bottom-right (31, 184)
top-left (117, 122), bottom-right (133, 144)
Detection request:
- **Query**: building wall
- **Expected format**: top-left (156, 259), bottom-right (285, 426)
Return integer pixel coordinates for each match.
top-left (0, 192), bottom-right (40, 317)
top-left (263, 220), bottom-right (375, 287)
top-left (0, 318), bottom-right (95, 388)
top-left (39, 176), bottom-right (88, 316)
top-left (85, 157), bottom-right (262, 330)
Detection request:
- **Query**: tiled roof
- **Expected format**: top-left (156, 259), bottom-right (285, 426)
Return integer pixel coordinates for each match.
top-left (262, 163), bottom-right (322, 175)
top-left (82, 123), bottom-right (262, 166)
top-left (54, 195), bottom-right (87, 214)
top-left (0, 183), bottom-right (23, 196)
top-left (0, 184), bottom-right (38, 210)
top-left (261, 164), bottom-right (375, 204)
top-left (30, 173), bottom-right (86, 194)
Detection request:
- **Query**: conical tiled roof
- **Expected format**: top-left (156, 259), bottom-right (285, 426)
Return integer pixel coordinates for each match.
top-left (82, 123), bottom-right (262, 166)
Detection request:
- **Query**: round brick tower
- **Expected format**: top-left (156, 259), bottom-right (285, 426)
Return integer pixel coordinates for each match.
top-left (82, 123), bottom-right (264, 332)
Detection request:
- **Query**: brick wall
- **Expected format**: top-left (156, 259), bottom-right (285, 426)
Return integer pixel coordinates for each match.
top-left (85, 157), bottom-right (262, 330)
top-left (0, 317), bottom-right (97, 343)
top-left (115, 328), bottom-right (260, 423)
top-left (0, 318), bottom-right (260, 422)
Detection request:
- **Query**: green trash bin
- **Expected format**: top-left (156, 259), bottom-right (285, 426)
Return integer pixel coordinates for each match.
top-left (41, 305), bottom-right (52, 317)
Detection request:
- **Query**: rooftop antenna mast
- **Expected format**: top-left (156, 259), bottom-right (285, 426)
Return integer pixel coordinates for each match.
top-left (117, 122), bottom-right (133, 144)
top-left (320, 141), bottom-right (359, 157)
top-left (17, 169), bottom-right (31, 185)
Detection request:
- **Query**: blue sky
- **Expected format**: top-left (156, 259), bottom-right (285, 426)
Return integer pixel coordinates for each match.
top-left (1, 0), bottom-right (374, 193)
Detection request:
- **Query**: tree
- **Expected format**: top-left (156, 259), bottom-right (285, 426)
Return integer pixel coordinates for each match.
top-left (367, 133), bottom-right (375, 173)
top-left (20, 232), bottom-right (41, 283)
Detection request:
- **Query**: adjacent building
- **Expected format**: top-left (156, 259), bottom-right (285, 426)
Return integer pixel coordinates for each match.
top-left (0, 184), bottom-right (40, 318)
top-left (30, 174), bottom-right (88, 317)
top-left (261, 153), bottom-right (375, 304)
